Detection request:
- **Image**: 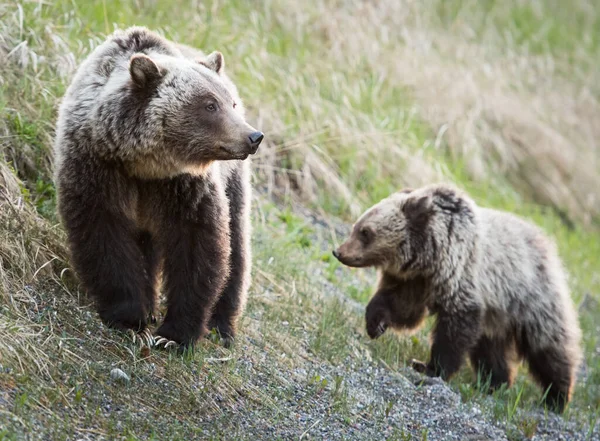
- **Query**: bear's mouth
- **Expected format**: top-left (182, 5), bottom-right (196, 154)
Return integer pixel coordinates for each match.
top-left (219, 146), bottom-right (250, 160)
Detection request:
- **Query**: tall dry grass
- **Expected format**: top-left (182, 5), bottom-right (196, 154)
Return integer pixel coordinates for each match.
top-left (2, 0), bottom-right (599, 224)
top-left (248, 0), bottom-right (600, 224)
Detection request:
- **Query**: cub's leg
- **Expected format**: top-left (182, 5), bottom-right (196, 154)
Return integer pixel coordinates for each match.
top-left (424, 299), bottom-right (483, 380)
top-left (365, 277), bottom-right (428, 339)
top-left (469, 334), bottom-right (517, 390)
top-left (208, 164), bottom-right (251, 345)
top-left (365, 291), bottom-right (393, 339)
top-left (521, 336), bottom-right (575, 413)
top-left (59, 165), bottom-right (153, 331)
top-left (154, 176), bottom-right (231, 348)
top-left (517, 281), bottom-right (581, 413)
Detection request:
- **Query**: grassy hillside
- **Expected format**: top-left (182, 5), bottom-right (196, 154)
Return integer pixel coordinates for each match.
top-left (1, 0), bottom-right (599, 439)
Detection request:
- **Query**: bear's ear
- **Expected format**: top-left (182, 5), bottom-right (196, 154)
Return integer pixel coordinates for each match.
top-left (200, 51), bottom-right (224, 74)
top-left (402, 194), bottom-right (433, 229)
top-left (129, 54), bottom-right (164, 88)
top-left (398, 187), bottom-right (414, 195)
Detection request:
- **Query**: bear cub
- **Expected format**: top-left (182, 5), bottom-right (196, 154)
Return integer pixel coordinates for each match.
top-left (333, 184), bottom-right (582, 412)
top-left (54, 27), bottom-right (263, 348)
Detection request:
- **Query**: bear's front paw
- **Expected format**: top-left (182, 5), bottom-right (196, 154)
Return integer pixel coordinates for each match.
top-left (99, 302), bottom-right (148, 332)
top-left (154, 322), bottom-right (205, 350)
top-left (365, 309), bottom-right (389, 339)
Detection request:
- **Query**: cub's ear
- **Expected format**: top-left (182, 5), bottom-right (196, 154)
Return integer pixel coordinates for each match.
top-left (432, 187), bottom-right (462, 213)
top-left (129, 54), bottom-right (164, 87)
top-left (402, 194), bottom-right (433, 228)
top-left (200, 51), bottom-right (224, 74)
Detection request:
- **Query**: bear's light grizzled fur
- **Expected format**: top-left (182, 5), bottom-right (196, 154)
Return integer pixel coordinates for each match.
top-left (54, 27), bottom-right (263, 348)
top-left (334, 183), bottom-right (582, 412)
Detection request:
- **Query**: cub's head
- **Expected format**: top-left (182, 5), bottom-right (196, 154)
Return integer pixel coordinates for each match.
top-left (117, 51), bottom-right (263, 176)
top-left (333, 184), bottom-right (477, 276)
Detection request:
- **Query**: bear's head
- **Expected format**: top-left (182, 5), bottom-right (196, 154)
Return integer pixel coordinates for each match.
top-left (108, 50), bottom-right (263, 178)
top-left (333, 184), bottom-right (477, 277)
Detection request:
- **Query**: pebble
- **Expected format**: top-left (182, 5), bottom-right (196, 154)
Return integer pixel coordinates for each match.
top-left (110, 368), bottom-right (130, 383)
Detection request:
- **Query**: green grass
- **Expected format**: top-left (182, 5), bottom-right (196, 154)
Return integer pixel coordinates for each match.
top-left (433, 0), bottom-right (600, 63)
top-left (1, 0), bottom-right (600, 439)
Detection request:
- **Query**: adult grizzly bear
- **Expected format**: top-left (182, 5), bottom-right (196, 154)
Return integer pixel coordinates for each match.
top-left (333, 184), bottom-right (582, 412)
top-left (54, 27), bottom-right (263, 348)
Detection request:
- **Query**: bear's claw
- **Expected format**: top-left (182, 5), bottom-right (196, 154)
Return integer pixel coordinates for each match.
top-left (154, 336), bottom-right (178, 349)
top-left (129, 328), bottom-right (154, 347)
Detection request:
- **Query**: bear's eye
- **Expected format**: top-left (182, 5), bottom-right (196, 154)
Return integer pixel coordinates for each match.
top-left (205, 103), bottom-right (217, 112)
top-left (233, 102), bottom-right (237, 109)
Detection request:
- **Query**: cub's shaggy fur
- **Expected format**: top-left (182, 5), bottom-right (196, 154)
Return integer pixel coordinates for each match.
top-left (54, 27), bottom-right (264, 348)
top-left (333, 184), bottom-right (582, 412)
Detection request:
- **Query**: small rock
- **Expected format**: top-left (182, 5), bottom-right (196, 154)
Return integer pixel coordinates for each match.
top-left (110, 368), bottom-right (130, 383)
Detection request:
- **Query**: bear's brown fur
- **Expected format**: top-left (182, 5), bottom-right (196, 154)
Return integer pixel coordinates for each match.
top-left (54, 27), bottom-right (263, 348)
top-left (334, 184), bottom-right (582, 413)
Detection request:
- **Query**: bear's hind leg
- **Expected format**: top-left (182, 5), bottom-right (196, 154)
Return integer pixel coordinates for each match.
top-left (209, 167), bottom-right (251, 346)
top-left (469, 334), bottom-right (517, 391)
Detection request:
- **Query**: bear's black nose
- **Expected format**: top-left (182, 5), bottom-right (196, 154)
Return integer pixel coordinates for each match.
top-left (248, 131), bottom-right (264, 153)
top-left (332, 250), bottom-right (339, 259)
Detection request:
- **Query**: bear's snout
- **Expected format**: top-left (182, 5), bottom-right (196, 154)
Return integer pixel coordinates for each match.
top-left (248, 131), bottom-right (264, 154)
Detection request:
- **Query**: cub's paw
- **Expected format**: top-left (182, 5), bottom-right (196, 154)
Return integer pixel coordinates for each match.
top-left (410, 359), bottom-right (443, 387)
top-left (410, 358), bottom-right (428, 374)
top-left (365, 309), bottom-right (389, 339)
top-left (410, 359), bottom-right (440, 381)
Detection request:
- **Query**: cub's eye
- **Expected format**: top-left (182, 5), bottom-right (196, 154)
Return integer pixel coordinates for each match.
top-left (205, 103), bottom-right (217, 112)
top-left (359, 227), bottom-right (373, 243)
